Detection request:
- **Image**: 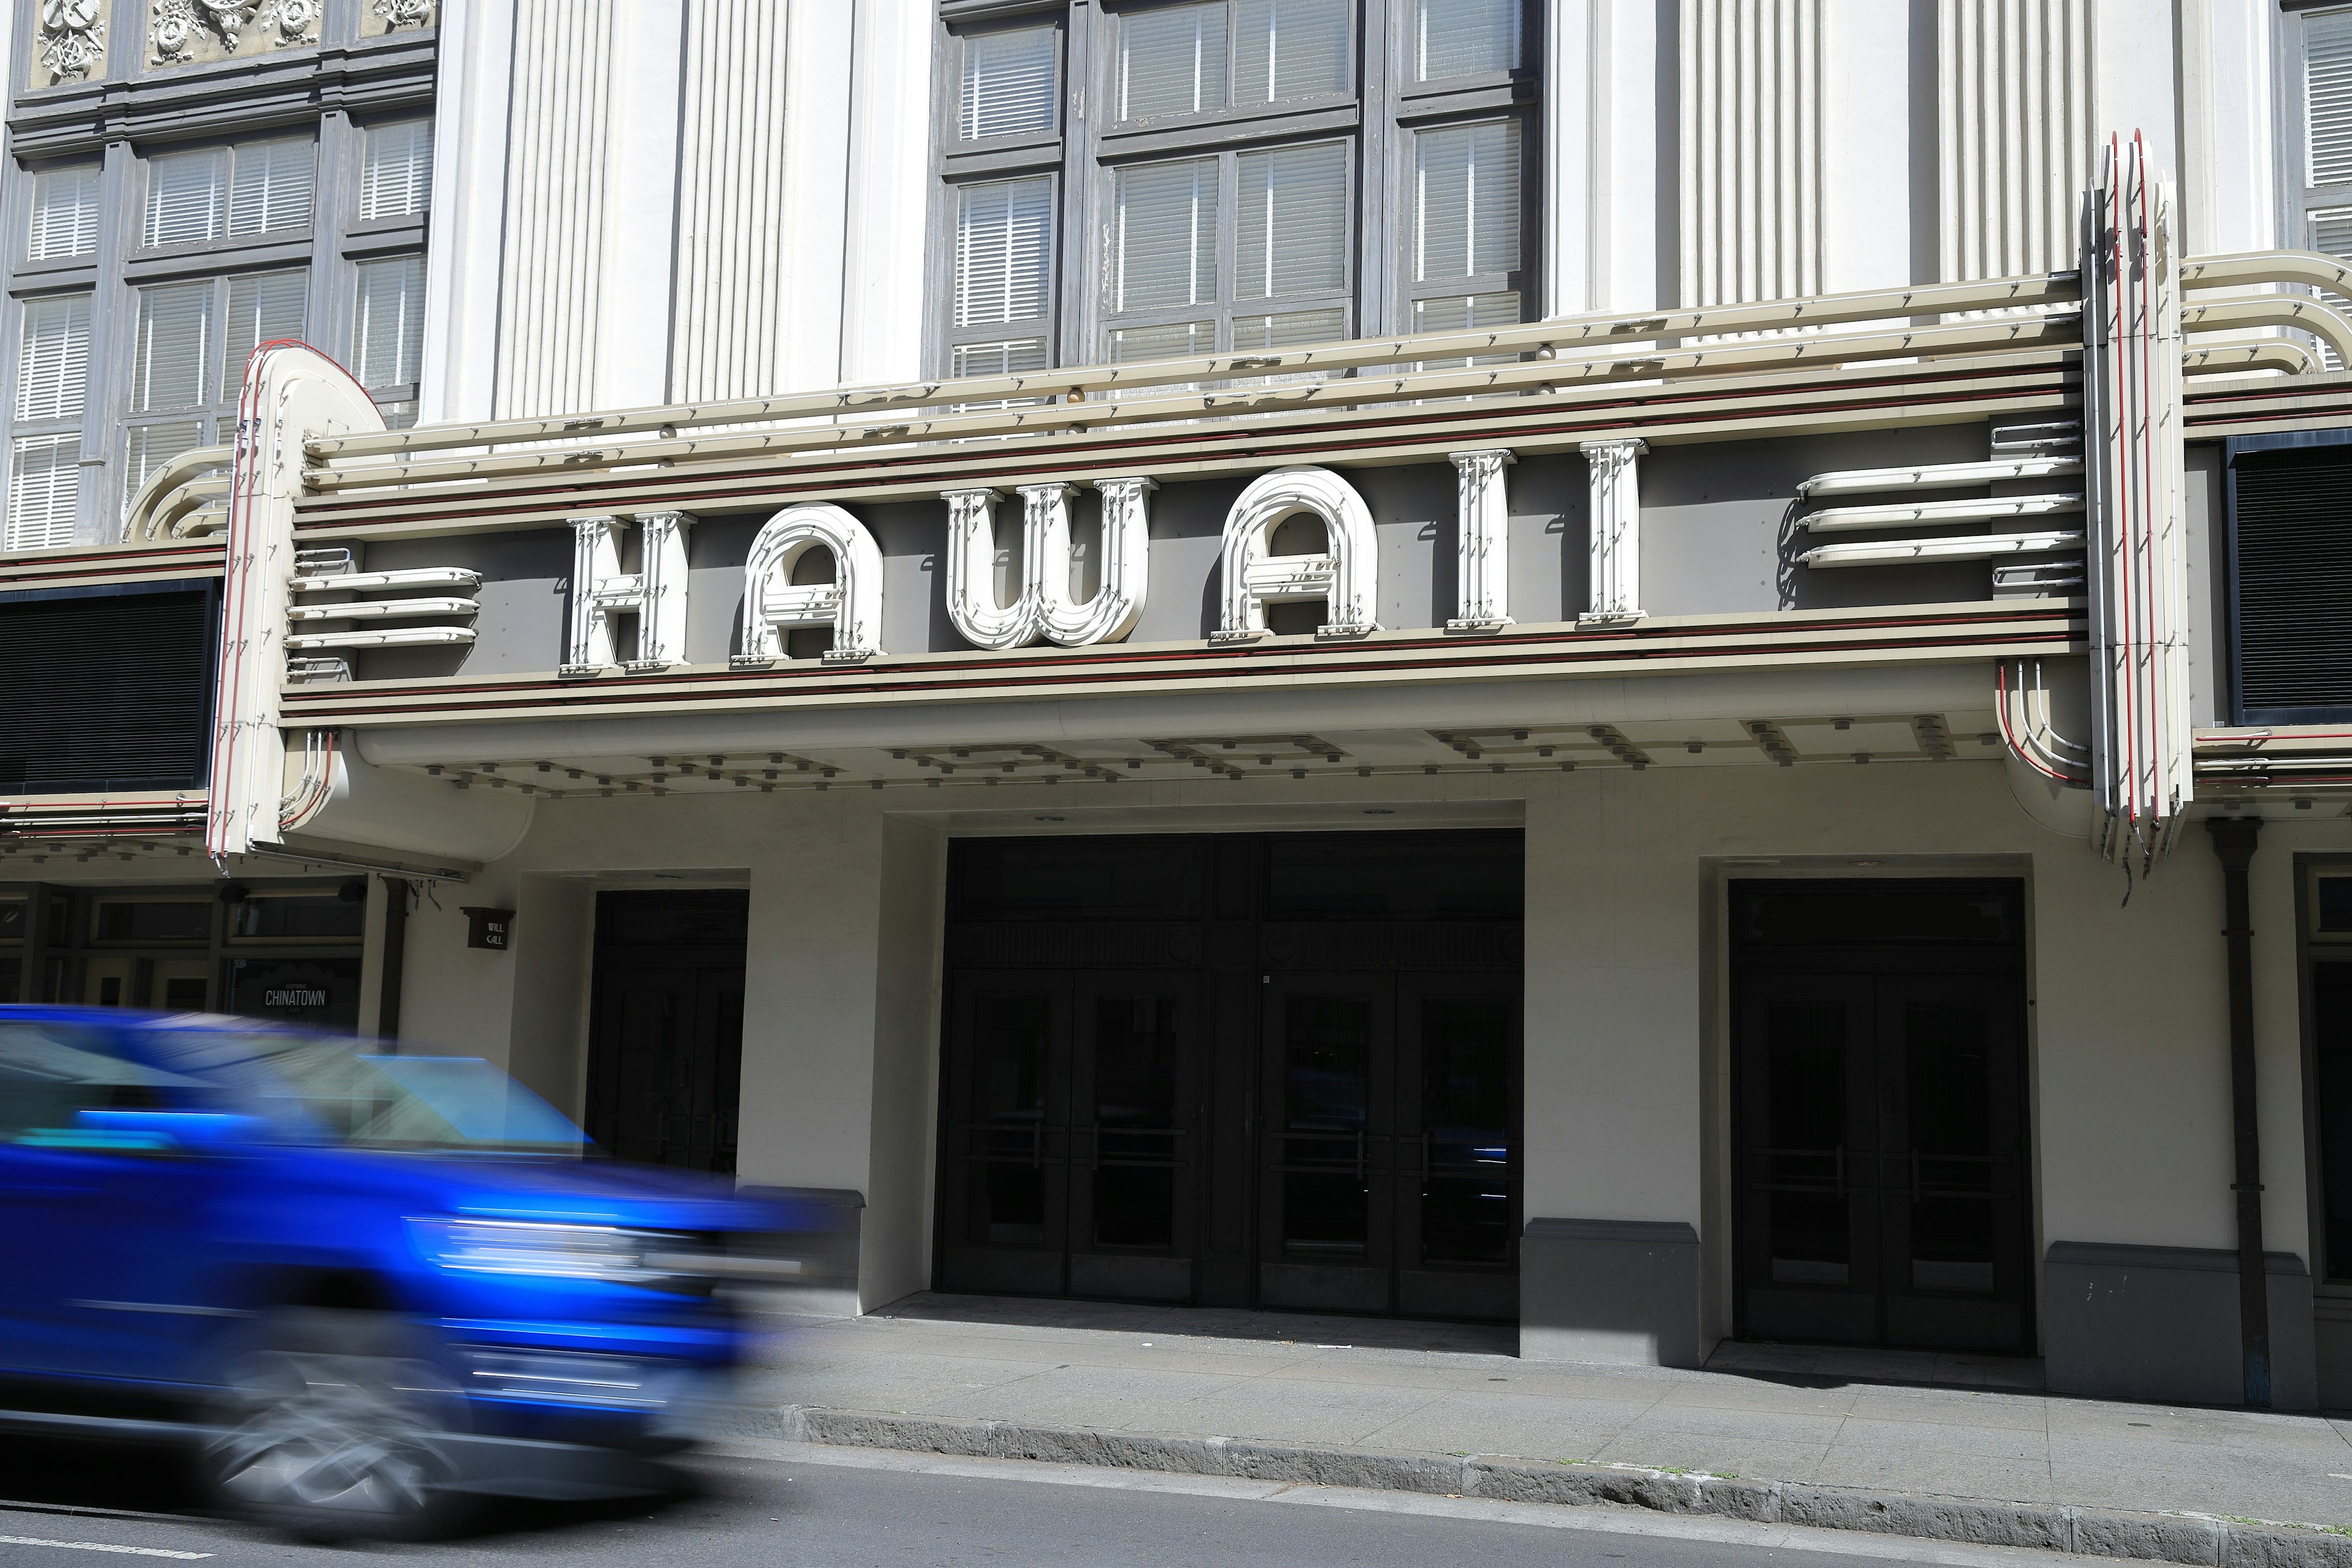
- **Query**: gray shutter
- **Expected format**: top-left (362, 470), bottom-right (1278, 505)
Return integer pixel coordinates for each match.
top-left (1417, 0), bottom-right (1520, 81)
top-left (7, 434), bottom-right (80, 549)
top-left (27, 167), bottom-right (100, 261)
top-left (2312, 10), bottom-right (2352, 186)
top-left (1234, 0), bottom-right (1348, 105)
top-left (227, 137), bottom-right (316, 237)
top-left (361, 119), bottom-right (435, 221)
top-left (960, 26), bottom-right (1057, 140)
top-left (224, 270), bottom-right (308, 385)
top-left (131, 281), bottom-right (214, 412)
top-left (145, 149), bottom-right (227, 247)
top-left (954, 178), bottom-right (1054, 328)
top-left (1237, 140), bottom-right (1348, 300)
top-left (1415, 119), bottom-right (1521, 280)
top-left (1121, 2), bottom-right (1230, 118)
top-left (16, 294), bottom-right (91, 421)
top-left (1115, 157), bottom-right (1219, 311)
top-left (353, 255), bottom-right (426, 389)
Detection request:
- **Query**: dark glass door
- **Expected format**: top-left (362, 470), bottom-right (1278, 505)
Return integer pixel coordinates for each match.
top-left (1258, 974), bottom-right (1397, 1311)
top-left (1398, 980), bottom-right (1521, 1319)
top-left (1735, 972), bottom-right (2028, 1351)
top-left (586, 891), bottom-right (748, 1173)
top-left (1257, 974), bottom-right (1521, 1316)
top-left (938, 830), bottom-right (1525, 1320)
top-left (941, 972), bottom-right (1199, 1300)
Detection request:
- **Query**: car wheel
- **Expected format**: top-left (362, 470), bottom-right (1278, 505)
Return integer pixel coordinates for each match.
top-left (203, 1308), bottom-right (469, 1543)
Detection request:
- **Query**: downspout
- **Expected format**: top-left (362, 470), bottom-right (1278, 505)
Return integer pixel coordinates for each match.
top-left (375, 876), bottom-right (411, 1044)
top-left (2208, 817), bottom-right (2269, 1406)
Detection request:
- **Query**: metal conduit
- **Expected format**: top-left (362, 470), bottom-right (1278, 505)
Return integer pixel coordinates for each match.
top-left (304, 269), bottom-right (2089, 462)
top-left (306, 314), bottom-right (2089, 494)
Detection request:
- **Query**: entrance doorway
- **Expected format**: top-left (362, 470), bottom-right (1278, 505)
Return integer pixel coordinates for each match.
top-left (938, 831), bottom-right (1522, 1321)
top-left (586, 890), bottom-right (748, 1173)
top-left (1730, 881), bottom-right (2033, 1353)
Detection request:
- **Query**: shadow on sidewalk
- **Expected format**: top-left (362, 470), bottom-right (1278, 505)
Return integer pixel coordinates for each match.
top-left (861, 1291), bottom-right (1518, 1357)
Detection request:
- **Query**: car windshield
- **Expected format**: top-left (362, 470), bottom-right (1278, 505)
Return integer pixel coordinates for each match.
top-left (0, 1020), bottom-right (587, 1155)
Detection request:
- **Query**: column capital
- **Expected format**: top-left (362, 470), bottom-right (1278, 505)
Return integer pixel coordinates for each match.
top-left (1578, 437), bottom-right (1649, 458)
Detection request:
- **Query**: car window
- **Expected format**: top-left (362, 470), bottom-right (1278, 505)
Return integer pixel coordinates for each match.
top-left (0, 1022), bottom-right (212, 1144)
top-left (138, 1027), bottom-right (587, 1154)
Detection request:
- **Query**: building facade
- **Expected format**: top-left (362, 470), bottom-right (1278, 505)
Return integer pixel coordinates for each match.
top-left (9, 0), bottom-right (2352, 1411)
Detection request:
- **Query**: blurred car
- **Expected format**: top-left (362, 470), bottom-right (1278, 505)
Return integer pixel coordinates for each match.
top-left (0, 1005), bottom-right (804, 1541)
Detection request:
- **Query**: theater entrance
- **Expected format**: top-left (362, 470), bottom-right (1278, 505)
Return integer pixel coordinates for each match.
top-left (586, 890), bottom-right (748, 1174)
top-left (937, 831), bottom-right (1523, 1321)
top-left (1730, 880), bottom-right (2034, 1354)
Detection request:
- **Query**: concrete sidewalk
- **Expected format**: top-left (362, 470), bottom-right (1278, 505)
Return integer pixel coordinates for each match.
top-left (735, 1292), bottom-right (2352, 1561)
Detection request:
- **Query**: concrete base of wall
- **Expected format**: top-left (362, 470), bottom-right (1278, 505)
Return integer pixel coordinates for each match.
top-left (741, 1185), bottom-right (865, 1319)
top-left (2315, 1294), bottom-right (2352, 1409)
top-left (2043, 1241), bottom-right (2316, 1410)
top-left (1520, 1217), bottom-right (1703, 1367)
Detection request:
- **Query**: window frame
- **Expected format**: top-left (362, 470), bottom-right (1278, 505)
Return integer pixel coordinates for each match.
top-left (926, 0), bottom-right (1539, 379)
top-left (1095, 134), bottom-right (1360, 362)
top-left (2278, 1), bottom-right (2352, 372)
top-left (118, 265), bottom-right (312, 513)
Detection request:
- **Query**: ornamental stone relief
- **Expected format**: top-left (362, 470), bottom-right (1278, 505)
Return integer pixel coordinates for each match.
top-left (32, 0), bottom-right (105, 86)
top-left (150, 0), bottom-right (319, 67)
top-left (363, 0), bottom-right (436, 36)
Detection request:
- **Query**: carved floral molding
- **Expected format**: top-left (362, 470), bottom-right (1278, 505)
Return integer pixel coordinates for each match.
top-left (151, 0), bottom-right (319, 66)
top-left (35, 0), bottom-right (105, 83)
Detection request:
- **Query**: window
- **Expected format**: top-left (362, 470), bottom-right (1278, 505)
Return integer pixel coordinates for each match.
top-left (17, 296), bottom-right (90, 423)
top-left (142, 137), bottom-right (315, 249)
top-left (26, 167), bottom-right (100, 262)
top-left (361, 119), bottom-right (434, 220)
top-left (949, 178), bottom-right (1054, 379)
top-left (122, 271), bottom-right (309, 509)
top-left (1105, 138), bottom-right (1351, 361)
top-left (1117, 0), bottom-right (1349, 120)
top-left (2225, 433), bottom-right (2352, 724)
top-left (960, 24), bottom-right (1058, 140)
top-left (7, 293), bottom-right (89, 550)
top-left (2292, 7), bottom-right (2352, 364)
top-left (932, 1), bottom-right (1529, 377)
top-left (1409, 117), bottom-right (1523, 333)
top-left (1415, 0), bottom-right (1517, 80)
top-left (353, 255), bottom-right (426, 427)
top-left (224, 271), bottom-right (307, 384)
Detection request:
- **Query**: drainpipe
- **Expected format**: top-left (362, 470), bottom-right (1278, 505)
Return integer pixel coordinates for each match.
top-left (2208, 816), bottom-right (2269, 1407)
top-left (375, 876), bottom-right (411, 1044)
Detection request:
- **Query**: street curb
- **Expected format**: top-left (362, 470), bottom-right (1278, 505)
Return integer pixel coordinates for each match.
top-left (725, 1404), bottom-right (2352, 1567)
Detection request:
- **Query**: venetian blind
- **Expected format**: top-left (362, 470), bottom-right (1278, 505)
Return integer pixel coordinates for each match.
top-left (1116, 157), bottom-right (1219, 311)
top-left (954, 178), bottom-right (1053, 328)
top-left (1237, 141), bottom-right (1347, 300)
top-left (2233, 445), bottom-right (2352, 716)
top-left (228, 138), bottom-right (315, 236)
top-left (1418, 0), bottom-right (1520, 81)
top-left (224, 271), bottom-right (307, 383)
top-left (7, 433), bottom-right (80, 550)
top-left (1123, 2), bottom-right (1229, 118)
top-left (961, 25), bottom-right (1057, 140)
top-left (145, 149), bottom-right (227, 247)
top-left (361, 119), bottom-right (435, 220)
top-left (124, 421), bottom-right (207, 510)
top-left (27, 167), bottom-right (100, 261)
top-left (16, 295), bottom-right (91, 422)
top-left (353, 256), bottom-right (426, 389)
top-left (1235, 0), bottom-right (1348, 104)
top-left (2313, 10), bottom-right (2352, 186)
top-left (1415, 119), bottom-right (1521, 279)
top-left (131, 282), bottom-right (214, 412)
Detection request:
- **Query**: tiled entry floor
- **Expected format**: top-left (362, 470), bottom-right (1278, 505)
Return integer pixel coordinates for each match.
top-left (745, 1292), bottom-right (2352, 1529)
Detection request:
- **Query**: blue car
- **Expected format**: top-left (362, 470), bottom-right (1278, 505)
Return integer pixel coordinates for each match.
top-left (0, 1005), bottom-right (799, 1540)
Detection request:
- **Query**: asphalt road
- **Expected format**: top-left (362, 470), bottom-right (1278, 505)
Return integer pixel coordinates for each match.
top-left (0, 1434), bottom-right (2089, 1567)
